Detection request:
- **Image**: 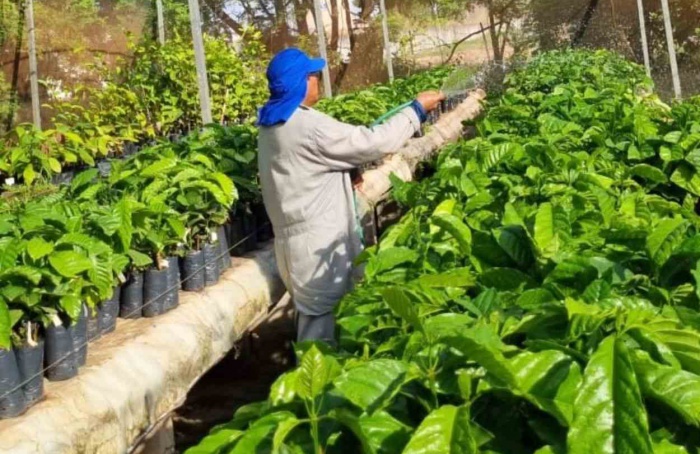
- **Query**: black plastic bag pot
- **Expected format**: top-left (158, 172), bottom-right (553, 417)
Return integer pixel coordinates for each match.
top-left (164, 257), bottom-right (180, 312)
top-left (0, 348), bottom-right (26, 418)
top-left (97, 160), bottom-right (112, 178)
top-left (73, 304), bottom-right (88, 366)
top-left (181, 250), bottom-right (205, 292)
top-left (218, 226), bottom-right (232, 271)
top-left (120, 271), bottom-right (144, 319)
top-left (143, 267), bottom-right (168, 317)
top-left (87, 306), bottom-right (100, 342)
top-left (99, 286), bottom-right (121, 335)
top-left (202, 243), bottom-right (221, 287)
top-left (45, 321), bottom-right (78, 381)
top-left (16, 340), bottom-right (44, 406)
top-left (243, 213), bottom-right (259, 251)
top-left (229, 216), bottom-right (246, 256)
top-left (254, 204), bottom-right (274, 243)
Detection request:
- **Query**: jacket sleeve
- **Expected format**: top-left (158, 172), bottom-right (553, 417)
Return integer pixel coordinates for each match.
top-left (311, 107), bottom-right (421, 171)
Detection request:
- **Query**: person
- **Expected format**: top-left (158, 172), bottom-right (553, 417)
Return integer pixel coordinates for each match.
top-left (257, 48), bottom-right (444, 344)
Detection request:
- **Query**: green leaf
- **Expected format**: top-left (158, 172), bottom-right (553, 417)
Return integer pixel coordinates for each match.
top-left (0, 299), bottom-right (10, 350)
top-left (652, 439), bottom-right (689, 454)
top-left (26, 237), bottom-right (54, 260)
top-left (334, 359), bottom-right (408, 413)
top-left (431, 213), bottom-right (472, 256)
top-left (295, 344), bottom-right (340, 401)
top-left (479, 267), bottom-right (536, 291)
top-left (516, 288), bottom-right (556, 310)
top-left (23, 165), bottom-right (37, 186)
top-left (664, 131), bottom-right (683, 144)
top-left (380, 287), bottom-right (424, 334)
top-left (366, 247), bottom-right (420, 278)
top-left (632, 352), bottom-right (700, 426)
top-left (495, 225), bottom-right (534, 268)
top-left (646, 219), bottom-right (689, 267)
top-left (60, 295), bottom-right (82, 321)
top-left (402, 405), bottom-right (477, 454)
top-left (140, 158), bottom-right (177, 177)
top-left (567, 335), bottom-right (653, 454)
top-left (271, 417), bottom-right (303, 453)
top-left (185, 426), bottom-right (243, 454)
top-left (417, 268), bottom-right (475, 288)
top-left (48, 158), bottom-right (62, 173)
top-left (49, 250), bottom-right (93, 277)
top-left (534, 203), bottom-right (559, 258)
top-left (582, 280), bottom-right (612, 304)
top-left (127, 250), bottom-right (153, 268)
top-left (211, 172), bottom-right (238, 201)
top-left (229, 412), bottom-right (296, 454)
top-left (444, 326), bottom-right (517, 388)
top-left (630, 164), bottom-right (668, 184)
top-left (509, 350), bottom-right (581, 425)
top-left (358, 411), bottom-right (412, 454)
top-left (671, 163), bottom-right (700, 196)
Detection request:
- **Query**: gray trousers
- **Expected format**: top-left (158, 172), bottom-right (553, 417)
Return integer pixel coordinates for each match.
top-left (296, 311), bottom-right (336, 345)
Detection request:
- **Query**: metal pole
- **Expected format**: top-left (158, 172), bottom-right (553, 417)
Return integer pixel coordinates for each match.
top-left (26, 0), bottom-right (40, 129)
top-left (378, 0), bottom-right (394, 81)
top-left (312, 0), bottom-right (332, 98)
top-left (660, 0), bottom-right (681, 99)
top-left (636, 0), bottom-right (650, 76)
top-left (187, 0), bottom-right (213, 124)
top-left (155, 0), bottom-right (166, 45)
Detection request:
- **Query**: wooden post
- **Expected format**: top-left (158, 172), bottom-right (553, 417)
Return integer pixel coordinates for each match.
top-left (636, 0), bottom-right (651, 76)
top-left (26, 0), bottom-right (40, 129)
top-left (187, 0), bottom-right (213, 124)
top-left (155, 0), bottom-right (166, 45)
top-left (312, 0), bottom-right (332, 97)
top-left (660, 0), bottom-right (682, 99)
top-left (379, 0), bottom-right (394, 81)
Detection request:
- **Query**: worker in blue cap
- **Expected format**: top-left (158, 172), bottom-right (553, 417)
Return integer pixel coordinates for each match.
top-left (258, 48), bottom-right (444, 345)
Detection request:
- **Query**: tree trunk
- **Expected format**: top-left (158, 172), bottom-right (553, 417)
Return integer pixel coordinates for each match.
top-left (330, 0), bottom-right (339, 51)
top-left (488, 6), bottom-right (503, 62)
top-left (571, 0), bottom-right (600, 46)
top-left (293, 0), bottom-right (310, 35)
top-left (342, 0), bottom-right (355, 49)
top-left (333, 0), bottom-right (358, 92)
top-left (202, 0), bottom-right (246, 35)
top-left (274, 0), bottom-right (289, 41)
top-left (7, 0), bottom-right (25, 132)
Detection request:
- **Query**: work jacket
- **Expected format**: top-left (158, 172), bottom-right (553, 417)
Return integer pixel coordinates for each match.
top-left (258, 105), bottom-right (420, 316)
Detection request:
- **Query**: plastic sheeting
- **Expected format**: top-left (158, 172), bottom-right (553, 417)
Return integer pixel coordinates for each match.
top-left (0, 246), bottom-right (284, 453)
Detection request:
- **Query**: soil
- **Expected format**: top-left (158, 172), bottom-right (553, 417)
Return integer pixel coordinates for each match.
top-left (172, 296), bottom-right (296, 452)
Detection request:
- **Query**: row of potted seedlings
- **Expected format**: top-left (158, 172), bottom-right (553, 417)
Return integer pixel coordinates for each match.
top-left (0, 223), bottom-right (248, 420)
top-left (0, 225), bottom-right (245, 419)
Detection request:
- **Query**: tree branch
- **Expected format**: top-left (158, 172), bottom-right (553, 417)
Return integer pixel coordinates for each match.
top-left (445, 21), bottom-right (502, 64)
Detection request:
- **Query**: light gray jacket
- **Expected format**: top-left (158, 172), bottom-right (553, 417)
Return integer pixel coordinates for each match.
top-left (258, 105), bottom-right (420, 316)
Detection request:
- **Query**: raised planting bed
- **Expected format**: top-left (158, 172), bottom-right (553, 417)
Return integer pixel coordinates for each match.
top-left (0, 245), bottom-right (284, 454)
top-left (355, 89), bottom-right (486, 246)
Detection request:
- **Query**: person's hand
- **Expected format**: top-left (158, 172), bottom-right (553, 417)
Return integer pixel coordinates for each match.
top-left (415, 91), bottom-right (446, 112)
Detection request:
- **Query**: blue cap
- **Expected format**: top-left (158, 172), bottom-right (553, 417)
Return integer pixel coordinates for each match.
top-left (257, 48), bottom-right (326, 127)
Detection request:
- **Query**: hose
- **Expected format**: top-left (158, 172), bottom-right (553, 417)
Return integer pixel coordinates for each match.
top-left (370, 101), bottom-right (414, 128)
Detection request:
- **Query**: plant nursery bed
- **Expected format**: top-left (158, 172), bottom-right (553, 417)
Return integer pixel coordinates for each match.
top-left (0, 244), bottom-right (285, 454)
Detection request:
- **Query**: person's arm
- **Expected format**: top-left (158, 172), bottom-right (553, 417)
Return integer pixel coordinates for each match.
top-left (311, 107), bottom-right (420, 171)
top-left (312, 91), bottom-right (445, 171)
